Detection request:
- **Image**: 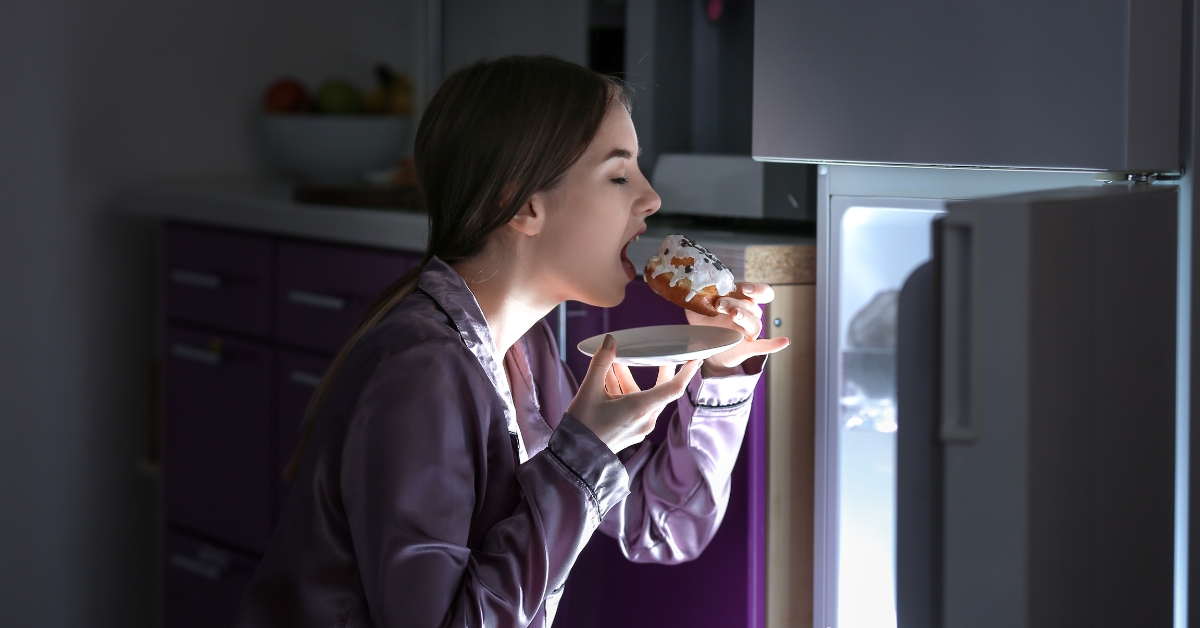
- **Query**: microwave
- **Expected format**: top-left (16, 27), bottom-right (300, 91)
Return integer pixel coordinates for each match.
top-left (651, 153), bottom-right (816, 222)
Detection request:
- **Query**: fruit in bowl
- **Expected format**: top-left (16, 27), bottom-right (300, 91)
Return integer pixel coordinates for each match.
top-left (363, 64), bottom-right (414, 116)
top-left (314, 78), bottom-right (365, 115)
top-left (263, 78), bottom-right (312, 114)
top-left (260, 70), bottom-right (415, 181)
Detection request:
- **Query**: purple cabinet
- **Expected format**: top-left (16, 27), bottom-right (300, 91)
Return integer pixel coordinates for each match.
top-left (164, 531), bottom-right (258, 628)
top-left (275, 349), bottom-right (331, 520)
top-left (160, 222), bottom-right (432, 621)
top-left (559, 279), bottom-right (766, 628)
top-left (277, 240), bottom-right (421, 354)
top-left (166, 224), bottom-right (274, 338)
top-left (164, 325), bottom-right (274, 554)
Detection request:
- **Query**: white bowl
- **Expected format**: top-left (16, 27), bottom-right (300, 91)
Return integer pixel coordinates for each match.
top-left (263, 115), bottom-right (411, 182)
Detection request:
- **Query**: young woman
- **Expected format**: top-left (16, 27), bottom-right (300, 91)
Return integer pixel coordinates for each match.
top-left (235, 56), bottom-right (790, 628)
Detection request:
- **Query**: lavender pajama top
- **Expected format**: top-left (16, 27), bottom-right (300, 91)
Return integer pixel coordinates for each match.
top-left (235, 257), bottom-right (763, 628)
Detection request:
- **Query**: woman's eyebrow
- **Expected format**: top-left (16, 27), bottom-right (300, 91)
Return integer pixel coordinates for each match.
top-left (601, 148), bottom-right (636, 162)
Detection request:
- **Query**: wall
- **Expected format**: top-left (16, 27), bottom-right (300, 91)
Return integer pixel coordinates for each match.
top-left (441, 0), bottom-right (587, 77)
top-left (0, 0), bottom-right (423, 625)
top-left (625, 0), bottom-right (754, 176)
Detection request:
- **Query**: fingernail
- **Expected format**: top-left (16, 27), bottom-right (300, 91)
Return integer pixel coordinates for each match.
top-left (743, 283), bottom-right (754, 295)
top-left (603, 334), bottom-right (614, 350)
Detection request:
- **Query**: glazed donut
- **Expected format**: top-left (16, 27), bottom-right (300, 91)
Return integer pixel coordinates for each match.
top-left (643, 235), bottom-right (741, 317)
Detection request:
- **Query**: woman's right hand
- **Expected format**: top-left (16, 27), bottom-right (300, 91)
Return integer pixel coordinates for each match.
top-left (567, 334), bottom-right (701, 454)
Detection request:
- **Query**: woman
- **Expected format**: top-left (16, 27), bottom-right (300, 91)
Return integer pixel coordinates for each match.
top-left (235, 56), bottom-right (790, 628)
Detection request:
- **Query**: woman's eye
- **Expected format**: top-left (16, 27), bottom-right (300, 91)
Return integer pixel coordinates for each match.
top-left (611, 177), bottom-right (629, 186)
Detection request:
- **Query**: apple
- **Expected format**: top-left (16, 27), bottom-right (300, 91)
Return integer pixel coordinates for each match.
top-left (263, 78), bottom-right (312, 114)
top-left (314, 79), bottom-right (364, 115)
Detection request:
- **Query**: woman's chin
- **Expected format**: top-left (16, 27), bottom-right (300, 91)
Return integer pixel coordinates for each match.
top-left (577, 275), bottom-right (630, 309)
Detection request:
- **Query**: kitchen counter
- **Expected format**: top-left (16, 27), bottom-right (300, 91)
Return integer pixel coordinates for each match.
top-left (123, 182), bottom-right (816, 284)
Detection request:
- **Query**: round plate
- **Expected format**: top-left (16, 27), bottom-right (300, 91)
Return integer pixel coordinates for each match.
top-left (577, 325), bottom-right (743, 366)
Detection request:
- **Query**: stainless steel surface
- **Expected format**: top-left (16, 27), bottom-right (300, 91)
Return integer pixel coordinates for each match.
top-left (653, 154), bottom-right (764, 218)
top-left (814, 165), bottom-right (1118, 628)
top-left (940, 185), bottom-right (1177, 628)
top-left (754, 0), bottom-right (1182, 171)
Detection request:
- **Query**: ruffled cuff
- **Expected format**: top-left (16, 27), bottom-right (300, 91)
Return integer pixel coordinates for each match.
top-left (688, 355), bottom-right (766, 413)
top-left (548, 413), bottom-right (631, 519)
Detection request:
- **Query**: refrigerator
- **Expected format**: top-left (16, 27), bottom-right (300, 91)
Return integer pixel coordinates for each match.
top-left (752, 1), bottom-right (1192, 627)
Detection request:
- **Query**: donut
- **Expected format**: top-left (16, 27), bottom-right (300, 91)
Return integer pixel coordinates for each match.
top-left (643, 235), bottom-right (740, 317)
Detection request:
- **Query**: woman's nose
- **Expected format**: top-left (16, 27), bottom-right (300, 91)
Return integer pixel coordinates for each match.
top-left (639, 183), bottom-right (662, 217)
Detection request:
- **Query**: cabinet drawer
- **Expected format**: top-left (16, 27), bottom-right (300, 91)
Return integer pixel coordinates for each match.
top-left (274, 349), bottom-right (331, 521)
top-left (165, 224), bottom-right (274, 338)
top-left (164, 531), bottom-right (258, 628)
top-left (164, 326), bottom-right (274, 553)
top-left (277, 240), bottom-right (421, 354)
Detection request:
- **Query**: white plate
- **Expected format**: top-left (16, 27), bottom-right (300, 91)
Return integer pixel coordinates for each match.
top-left (577, 325), bottom-right (743, 366)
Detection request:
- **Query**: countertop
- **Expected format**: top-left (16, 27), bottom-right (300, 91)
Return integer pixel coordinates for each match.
top-left (123, 182), bottom-right (816, 284)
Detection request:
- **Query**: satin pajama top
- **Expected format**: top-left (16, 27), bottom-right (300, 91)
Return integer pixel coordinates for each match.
top-left (234, 257), bottom-right (763, 628)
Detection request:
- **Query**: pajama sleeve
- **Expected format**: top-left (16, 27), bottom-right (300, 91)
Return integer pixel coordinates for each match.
top-left (595, 357), bottom-right (765, 563)
top-left (341, 341), bottom-right (630, 626)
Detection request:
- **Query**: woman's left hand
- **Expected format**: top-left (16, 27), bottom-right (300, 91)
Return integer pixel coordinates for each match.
top-left (686, 282), bottom-right (791, 378)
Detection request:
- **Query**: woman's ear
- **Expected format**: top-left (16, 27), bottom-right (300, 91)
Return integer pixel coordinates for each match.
top-left (507, 192), bottom-right (546, 237)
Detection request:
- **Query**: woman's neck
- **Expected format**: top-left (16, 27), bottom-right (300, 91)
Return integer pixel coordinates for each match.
top-left (452, 254), bottom-right (558, 358)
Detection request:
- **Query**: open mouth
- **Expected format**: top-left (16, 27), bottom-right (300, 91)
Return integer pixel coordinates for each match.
top-left (620, 229), bottom-right (645, 280)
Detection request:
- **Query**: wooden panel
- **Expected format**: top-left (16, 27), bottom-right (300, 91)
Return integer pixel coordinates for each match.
top-left (766, 284), bottom-right (816, 628)
top-left (744, 245), bottom-right (817, 285)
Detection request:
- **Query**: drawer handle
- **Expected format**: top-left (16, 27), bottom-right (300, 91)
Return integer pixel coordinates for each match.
top-left (290, 370), bottom-right (323, 388)
top-left (170, 343), bottom-right (221, 365)
top-left (288, 289), bottom-right (346, 311)
top-left (170, 269), bottom-right (222, 289)
top-left (168, 552), bottom-right (225, 580)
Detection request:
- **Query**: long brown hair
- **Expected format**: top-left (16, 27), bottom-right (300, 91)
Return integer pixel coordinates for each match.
top-left (285, 56), bottom-right (630, 480)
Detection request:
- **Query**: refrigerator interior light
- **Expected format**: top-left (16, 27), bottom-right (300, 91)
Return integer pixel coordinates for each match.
top-left (835, 202), bottom-right (943, 628)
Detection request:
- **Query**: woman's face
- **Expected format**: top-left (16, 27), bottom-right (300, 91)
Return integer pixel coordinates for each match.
top-left (528, 103), bottom-right (660, 308)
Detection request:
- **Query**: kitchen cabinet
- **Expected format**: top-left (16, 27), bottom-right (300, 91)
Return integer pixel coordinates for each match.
top-left (277, 239), bottom-right (420, 354)
top-left (275, 349), bottom-right (332, 519)
top-left (160, 222), bottom-right (422, 624)
top-left (764, 285), bottom-right (817, 628)
top-left (164, 531), bottom-right (259, 628)
top-left (753, 0), bottom-right (1182, 172)
top-left (164, 325), bottom-right (275, 554)
top-left (165, 226), bottom-right (274, 338)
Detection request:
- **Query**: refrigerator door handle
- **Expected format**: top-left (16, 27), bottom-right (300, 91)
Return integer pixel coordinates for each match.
top-left (940, 217), bottom-right (978, 443)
